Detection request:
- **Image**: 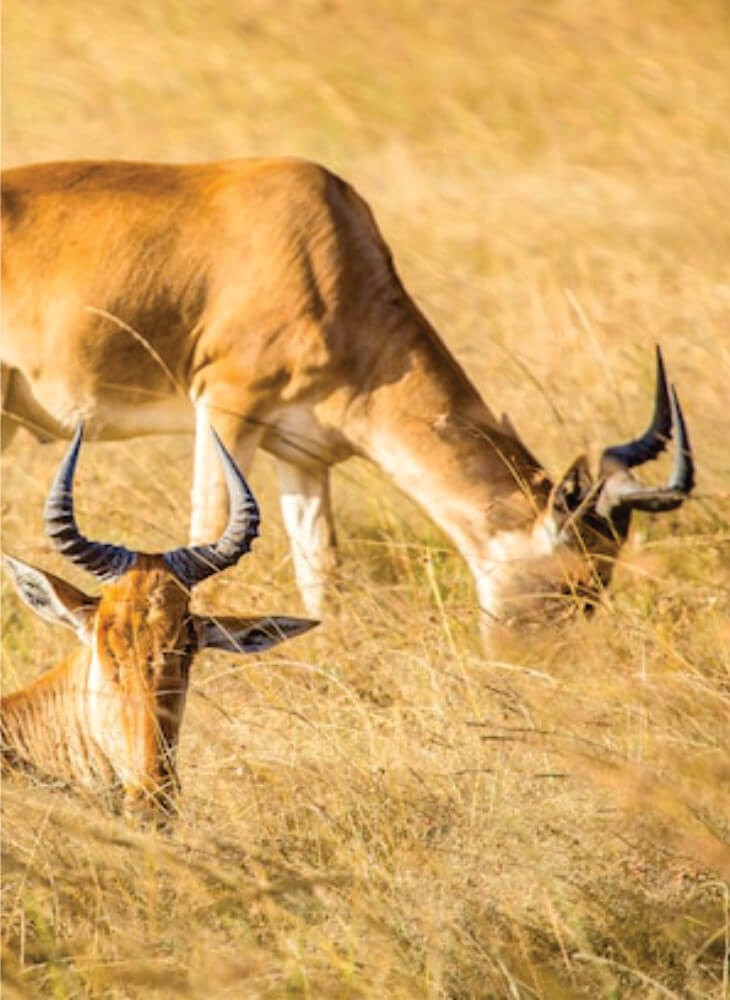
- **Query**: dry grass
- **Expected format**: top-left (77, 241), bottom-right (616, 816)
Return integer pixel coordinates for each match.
top-left (2, 0), bottom-right (730, 996)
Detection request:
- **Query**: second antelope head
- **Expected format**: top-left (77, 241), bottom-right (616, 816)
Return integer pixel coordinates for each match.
top-left (480, 347), bottom-right (694, 628)
top-left (2, 426), bottom-right (318, 821)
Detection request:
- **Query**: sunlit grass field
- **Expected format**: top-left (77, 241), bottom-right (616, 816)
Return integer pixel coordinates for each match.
top-left (2, 1), bottom-right (729, 996)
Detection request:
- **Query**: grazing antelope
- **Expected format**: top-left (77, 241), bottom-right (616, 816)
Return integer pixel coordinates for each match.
top-left (1, 158), bottom-right (694, 630)
top-left (1, 425), bottom-right (317, 820)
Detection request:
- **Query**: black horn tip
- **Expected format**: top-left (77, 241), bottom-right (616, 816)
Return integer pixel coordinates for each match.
top-left (161, 427), bottom-right (261, 589)
top-left (652, 344), bottom-right (671, 434)
top-left (60, 422), bottom-right (85, 471)
top-left (669, 384), bottom-right (695, 495)
top-left (65, 422), bottom-right (85, 449)
top-left (45, 421), bottom-right (84, 485)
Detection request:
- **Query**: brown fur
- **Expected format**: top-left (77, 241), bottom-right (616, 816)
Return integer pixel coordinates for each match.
top-left (1, 552), bottom-right (316, 820)
top-left (0, 158), bottom-right (683, 626)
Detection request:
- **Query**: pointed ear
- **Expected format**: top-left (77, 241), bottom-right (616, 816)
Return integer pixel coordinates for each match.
top-left (550, 455), bottom-right (594, 515)
top-left (2, 554), bottom-right (97, 642)
top-left (195, 615), bottom-right (319, 654)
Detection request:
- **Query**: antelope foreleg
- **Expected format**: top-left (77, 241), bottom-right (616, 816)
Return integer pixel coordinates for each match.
top-left (275, 457), bottom-right (337, 618)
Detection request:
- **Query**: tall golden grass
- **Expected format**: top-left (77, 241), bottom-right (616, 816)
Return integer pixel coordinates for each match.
top-left (2, 1), bottom-right (729, 996)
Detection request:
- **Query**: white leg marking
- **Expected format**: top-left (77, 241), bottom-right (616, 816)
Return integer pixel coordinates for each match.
top-left (276, 458), bottom-right (336, 618)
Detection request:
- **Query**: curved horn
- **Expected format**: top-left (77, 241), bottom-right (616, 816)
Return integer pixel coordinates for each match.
top-left (44, 424), bottom-right (138, 581)
top-left (599, 345), bottom-right (672, 473)
top-left (596, 354), bottom-right (695, 519)
top-left (163, 430), bottom-right (260, 588)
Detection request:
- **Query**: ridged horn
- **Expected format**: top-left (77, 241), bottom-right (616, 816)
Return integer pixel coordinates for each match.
top-left (44, 424), bottom-right (138, 581)
top-left (599, 345), bottom-right (672, 473)
top-left (596, 349), bottom-right (695, 518)
top-left (163, 430), bottom-right (260, 588)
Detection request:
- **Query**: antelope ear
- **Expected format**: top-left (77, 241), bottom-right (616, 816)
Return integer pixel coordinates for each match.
top-left (550, 455), bottom-right (594, 516)
top-left (195, 615), bottom-right (319, 654)
top-left (2, 554), bottom-right (97, 642)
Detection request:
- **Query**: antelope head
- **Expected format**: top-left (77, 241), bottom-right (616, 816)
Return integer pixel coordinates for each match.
top-left (2, 426), bottom-right (317, 819)
top-left (481, 348), bottom-right (694, 628)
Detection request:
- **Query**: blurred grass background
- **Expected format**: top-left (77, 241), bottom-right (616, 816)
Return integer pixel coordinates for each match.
top-left (2, 1), bottom-right (729, 997)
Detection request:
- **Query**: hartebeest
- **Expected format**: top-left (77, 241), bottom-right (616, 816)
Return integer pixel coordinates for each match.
top-left (1, 424), bottom-right (317, 819)
top-left (1, 158), bottom-right (694, 629)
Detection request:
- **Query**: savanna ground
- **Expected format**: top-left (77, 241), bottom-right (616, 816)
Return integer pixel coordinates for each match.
top-left (2, 1), bottom-right (729, 996)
